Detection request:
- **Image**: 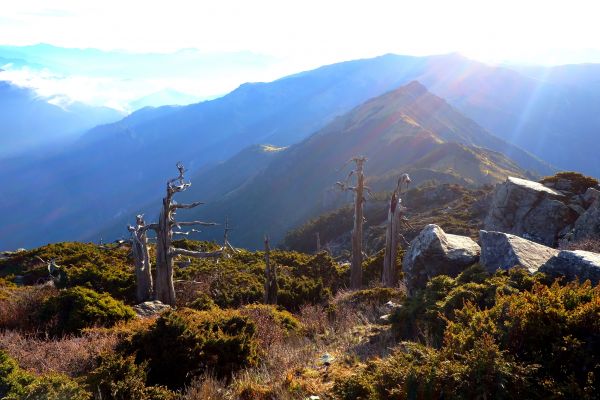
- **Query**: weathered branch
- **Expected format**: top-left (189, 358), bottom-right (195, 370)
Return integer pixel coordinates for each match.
top-left (139, 223), bottom-right (159, 233)
top-left (171, 201), bottom-right (204, 210)
top-left (173, 221), bottom-right (219, 228)
top-left (173, 229), bottom-right (201, 236)
top-left (171, 248), bottom-right (223, 258)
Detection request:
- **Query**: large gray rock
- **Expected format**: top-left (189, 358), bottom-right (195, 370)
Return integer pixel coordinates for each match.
top-left (479, 230), bottom-right (558, 273)
top-left (582, 187), bottom-right (600, 206)
top-left (133, 300), bottom-right (171, 318)
top-left (403, 224), bottom-right (480, 292)
top-left (572, 198), bottom-right (600, 242)
top-left (540, 250), bottom-right (600, 285)
top-left (484, 177), bottom-right (575, 246)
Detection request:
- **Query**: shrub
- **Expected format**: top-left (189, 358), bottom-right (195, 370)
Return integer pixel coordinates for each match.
top-left (11, 373), bottom-right (91, 400)
top-left (0, 329), bottom-right (118, 377)
top-left (540, 171), bottom-right (599, 194)
top-left (1, 351), bottom-right (90, 400)
top-left (86, 354), bottom-right (174, 400)
top-left (0, 350), bottom-right (34, 398)
top-left (188, 292), bottom-right (217, 311)
top-left (126, 308), bottom-right (260, 389)
top-left (0, 242), bottom-right (135, 301)
top-left (333, 340), bottom-right (537, 400)
top-left (444, 280), bottom-right (600, 396)
top-left (343, 287), bottom-right (405, 306)
top-left (0, 284), bottom-right (58, 331)
top-left (240, 304), bottom-right (301, 333)
top-left (389, 265), bottom-right (542, 345)
top-left (39, 286), bottom-right (136, 335)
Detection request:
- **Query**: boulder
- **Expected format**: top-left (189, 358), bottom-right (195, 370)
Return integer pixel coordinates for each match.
top-left (403, 224), bottom-right (480, 292)
top-left (479, 230), bottom-right (559, 273)
top-left (572, 199), bottom-right (600, 242)
top-left (540, 250), bottom-right (600, 285)
top-left (582, 187), bottom-right (600, 206)
top-left (484, 177), bottom-right (575, 246)
top-left (133, 300), bottom-right (171, 318)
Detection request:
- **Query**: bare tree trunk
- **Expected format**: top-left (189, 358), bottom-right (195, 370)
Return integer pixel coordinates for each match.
top-left (382, 194), bottom-right (400, 287)
top-left (129, 215), bottom-right (153, 302)
top-left (316, 232), bottom-right (321, 253)
top-left (130, 163), bottom-right (222, 306)
top-left (382, 174), bottom-right (411, 288)
top-left (154, 196), bottom-right (176, 305)
top-left (350, 157), bottom-right (365, 289)
top-left (264, 235), bottom-right (278, 304)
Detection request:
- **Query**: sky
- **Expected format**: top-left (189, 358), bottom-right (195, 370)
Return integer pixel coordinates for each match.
top-left (1, 0), bottom-right (600, 110)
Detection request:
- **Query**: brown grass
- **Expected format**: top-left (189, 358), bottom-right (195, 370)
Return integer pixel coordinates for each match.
top-left (0, 329), bottom-right (118, 377)
top-left (0, 284), bottom-right (58, 331)
top-left (560, 238), bottom-right (600, 253)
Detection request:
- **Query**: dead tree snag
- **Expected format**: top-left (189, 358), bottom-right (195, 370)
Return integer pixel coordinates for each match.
top-left (382, 173), bottom-right (411, 287)
top-left (264, 234), bottom-right (278, 304)
top-left (130, 162), bottom-right (222, 305)
top-left (337, 156), bottom-right (369, 290)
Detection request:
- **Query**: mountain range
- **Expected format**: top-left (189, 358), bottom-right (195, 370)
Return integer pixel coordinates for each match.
top-left (112, 81), bottom-right (535, 248)
top-left (3, 52), bottom-right (600, 249)
top-left (0, 79), bottom-right (123, 157)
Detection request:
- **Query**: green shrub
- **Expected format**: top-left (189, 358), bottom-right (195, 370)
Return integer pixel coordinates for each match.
top-left (344, 287), bottom-right (405, 306)
top-left (177, 248), bottom-right (344, 311)
top-left (1, 351), bottom-right (90, 400)
top-left (86, 354), bottom-right (174, 400)
top-left (126, 308), bottom-right (260, 389)
top-left (188, 292), bottom-right (217, 311)
top-left (540, 171), bottom-right (599, 194)
top-left (390, 265), bottom-right (543, 346)
top-left (334, 340), bottom-right (537, 400)
top-left (240, 304), bottom-right (302, 333)
top-left (0, 242), bottom-right (135, 301)
top-left (445, 280), bottom-right (600, 396)
top-left (39, 286), bottom-right (136, 335)
top-left (0, 350), bottom-right (34, 398)
top-left (11, 373), bottom-right (91, 400)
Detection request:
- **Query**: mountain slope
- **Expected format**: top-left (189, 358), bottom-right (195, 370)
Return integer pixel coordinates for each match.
top-left (0, 80), bottom-right (123, 157)
top-left (106, 82), bottom-right (534, 249)
top-left (2, 52), bottom-right (584, 249)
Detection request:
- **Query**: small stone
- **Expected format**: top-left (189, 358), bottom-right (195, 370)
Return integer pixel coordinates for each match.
top-left (133, 300), bottom-right (171, 318)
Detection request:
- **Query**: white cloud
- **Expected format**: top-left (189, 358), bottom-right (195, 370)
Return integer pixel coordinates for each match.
top-left (1, 0), bottom-right (599, 63)
top-left (2, 0), bottom-right (600, 110)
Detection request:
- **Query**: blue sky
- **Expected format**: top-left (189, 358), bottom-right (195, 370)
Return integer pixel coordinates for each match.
top-left (1, 0), bottom-right (599, 110)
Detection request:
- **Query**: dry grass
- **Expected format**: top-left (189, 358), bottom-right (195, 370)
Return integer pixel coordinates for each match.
top-left (178, 291), bottom-right (396, 399)
top-left (0, 329), bottom-right (118, 377)
top-left (0, 283), bottom-right (57, 331)
top-left (560, 238), bottom-right (600, 253)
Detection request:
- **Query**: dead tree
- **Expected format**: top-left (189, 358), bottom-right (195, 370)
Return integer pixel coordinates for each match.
top-left (134, 162), bottom-right (222, 305)
top-left (223, 217), bottom-right (238, 255)
top-left (382, 174), bottom-right (411, 287)
top-left (316, 232), bottom-right (321, 253)
top-left (337, 156), bottom-right (368, 290)
top-left (128, 215), bottom-right (153, 302)
top-left (264, 235), bottom-right (278, 304)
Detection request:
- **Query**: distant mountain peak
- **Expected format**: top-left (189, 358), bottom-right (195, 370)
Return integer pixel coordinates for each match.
top-left (401, 80), bottom-right (428, 94)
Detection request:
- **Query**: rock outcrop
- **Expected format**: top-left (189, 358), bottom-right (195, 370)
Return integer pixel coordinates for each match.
top-left (572, 198), bottom-right (600, 242)
top-left (479, 230), bottom-right (559, 273)
top-left (403, 224), bottom-right (480, 292)
top-left (484, 177), bottom-right (575, 247)
top-left (133, 300), bottom-right (171, 318)
top-left (540, 250), bottom-right (600, 285)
